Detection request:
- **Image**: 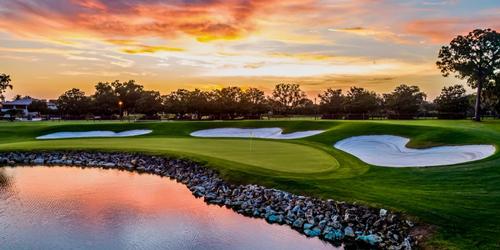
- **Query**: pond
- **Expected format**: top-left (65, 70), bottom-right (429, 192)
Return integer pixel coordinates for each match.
top-left (0, 166), bottom-right (340, 249)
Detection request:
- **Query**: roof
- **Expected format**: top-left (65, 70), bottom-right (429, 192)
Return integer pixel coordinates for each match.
top-left (2, 98), bottom-right (33, 106)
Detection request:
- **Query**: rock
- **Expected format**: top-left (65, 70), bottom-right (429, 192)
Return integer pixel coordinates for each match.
top-left (303, 223), bottom-right (314, 230)
top-left (304, 227), bottom-right (322, 237)
top-left (266, 214), bottom-right (283, 224)
top-left (344, 226), bottom-right (355, 237)
top-left (33, 157), bottom-right (44, 164)
top-left (102, 162), bottom-right (115, 168)
top-left (357, 234), bottom-right (383, 245)
top-left (324, 229), bottom-right (343, 241)
top-left (292, 218), bottom-right (304, 229)
top-left (380, 208), bottom-right (388, 217)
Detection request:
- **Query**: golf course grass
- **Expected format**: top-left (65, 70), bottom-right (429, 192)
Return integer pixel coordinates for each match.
top-left (0, 119), bottom-right (499, 249)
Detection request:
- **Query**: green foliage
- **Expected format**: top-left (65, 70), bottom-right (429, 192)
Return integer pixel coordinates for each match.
top-left (383, 84), bottom-right (426, 117)
top-left (437, 29), bottom-right (500, 121)
top-left (434, 85), bottom-right (470, 118)
top-left (345, 87), bottom-right (380, 116)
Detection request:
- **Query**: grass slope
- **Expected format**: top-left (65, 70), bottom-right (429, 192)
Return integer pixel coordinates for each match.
top-left (0, 120), bottom-right (498, 249)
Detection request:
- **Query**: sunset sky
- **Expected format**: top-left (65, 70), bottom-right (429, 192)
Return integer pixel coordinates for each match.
top-left (0, 0), bottom-right (499, 100)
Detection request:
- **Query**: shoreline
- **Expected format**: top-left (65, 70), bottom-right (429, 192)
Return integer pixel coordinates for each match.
top-left (0, 151), bottom-right (418, 249)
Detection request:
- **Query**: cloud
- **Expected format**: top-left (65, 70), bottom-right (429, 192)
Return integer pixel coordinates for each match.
top-left (121, 45), bottom-right (184, 54)
top-left (405, 16), bottom-right (500, 43)
top-left (328, 27), bottom-right (411, 44)
top-left (0, 0), bottom-right (295, 42)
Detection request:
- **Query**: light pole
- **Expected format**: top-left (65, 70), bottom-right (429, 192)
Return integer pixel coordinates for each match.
top-left (118, 101), bottom-right (123, 121)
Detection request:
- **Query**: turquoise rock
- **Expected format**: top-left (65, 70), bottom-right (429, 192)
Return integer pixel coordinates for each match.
top-left (303, 223), bottom-right (314, 230)
top-left (356, 234), bottom-right (383, 245)
top-left (324, 229), bottom-right (344, 241)
top-left (304, 227), bottom-right (322, 237)
top-left (266, 214), bottom-right (283, 224)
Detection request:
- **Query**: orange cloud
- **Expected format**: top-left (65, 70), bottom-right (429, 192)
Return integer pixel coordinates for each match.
top-left (0, 0), bottom-right (307, 43)
top-left (122, 45), bottom-right (184, 54)
top-left (405, 17), bottom-right (500, 43)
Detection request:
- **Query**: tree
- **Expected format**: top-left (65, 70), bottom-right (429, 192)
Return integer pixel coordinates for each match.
top-left (56, 88), bottom-right (90, 117)
top-left (434, 84), bottom-right (470, 119)
top-left (345, 87), bottom-right (380, 119)
top-left (29, 99), bottom-right (49, 115)
top-left (437, 29), bottom-right (500, 121)
top-left (163, 89), bottom-right (191, 116)
top-left (383, 84), bottom-right (426, 118)
top-left (136, 90), bottom-right (163, 117)
top-left (241, 87), bottom-right (268, 117)
top-left (211, 86), bottom-right (244, 119)
top-left (92, 82), bottom-right (119, 116)
top-left (318, 88), bottom-right (345, 115)
top-left (112, 80), bottom-right (144, 115)
top-left (0, 73), bottom-right (13, 102)
top-left (270, 83), bottom-right (307, 114)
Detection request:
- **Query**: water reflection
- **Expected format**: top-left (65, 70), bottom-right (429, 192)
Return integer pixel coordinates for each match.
top-left (0, 166), bottom-right (340, 249)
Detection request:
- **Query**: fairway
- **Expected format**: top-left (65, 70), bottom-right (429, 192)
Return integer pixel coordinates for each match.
top-left (1, 119), bottom-right (499, 249)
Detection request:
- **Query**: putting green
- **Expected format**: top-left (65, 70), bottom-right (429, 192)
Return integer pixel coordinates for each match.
top-left (0, 138), bottom-right (338, 174)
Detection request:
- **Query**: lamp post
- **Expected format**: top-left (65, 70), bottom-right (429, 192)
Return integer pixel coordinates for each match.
top-left (118, 101), bottom-right (123, 121)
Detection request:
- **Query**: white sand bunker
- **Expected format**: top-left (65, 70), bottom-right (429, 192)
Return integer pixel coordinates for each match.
top-left (36, 129), bottom-right (152, 140)
top-left (190, 128), bottom-right (325, 139)
top-left (334, 135), bottom-right (495, 167)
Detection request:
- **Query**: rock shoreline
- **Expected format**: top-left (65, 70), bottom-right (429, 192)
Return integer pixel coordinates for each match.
top-left (0, 151), bottom-right (416, 249)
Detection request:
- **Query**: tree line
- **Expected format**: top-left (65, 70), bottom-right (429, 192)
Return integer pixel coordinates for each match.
top-left (36, 81), bottom-right (499, 120)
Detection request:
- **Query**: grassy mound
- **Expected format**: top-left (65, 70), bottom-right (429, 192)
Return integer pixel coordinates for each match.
top-left (0, 120), bottom-right (499, 249)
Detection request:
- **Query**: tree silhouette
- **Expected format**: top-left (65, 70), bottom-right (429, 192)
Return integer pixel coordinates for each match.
top-left (0, 73), bottom-right (13, 102)
top-left (384, 84), bottom-right (426, 118)
top-left (437, 29), bottom-right (500, 121)
top-left (56, 88), bottom-right (90, 118)
top-left (270, 83), bottom-right (306, 115)
top-left (434, 84), bottom-right (470, 119)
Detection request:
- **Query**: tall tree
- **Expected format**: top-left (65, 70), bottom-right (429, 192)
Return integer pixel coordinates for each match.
top-left (211, 86), bottom-right (244, 118)
top-left (383, 84), bottom-right (426, 118)
top-left (56, 88), bottom-right (90, 117)
top-left (136, 90), bottom-right (163, 117)
top-left (163, 89), bottom-right (190, 115)
top-left (112, 80), bottom-right (144, 115)
top-left (270, 83), bottom-right (307, 114)
top-left (92, 82), bottom-right (119, 116)
top-left (437, 28), bottom-right (500, 121)
top-left (345, 87), bottom-right (380, 118)
top-left (241, 87), bottom-right (268, 116)
top-left (434, 84), bottom-right (470, 118)
top-left (0, 73), bottom-right (13, 102)
top-left (318, 88), bottom-right (345, 115)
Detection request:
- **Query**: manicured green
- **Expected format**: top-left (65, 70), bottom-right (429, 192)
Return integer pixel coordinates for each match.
top-left (0, 120), bottom-right (499, 249)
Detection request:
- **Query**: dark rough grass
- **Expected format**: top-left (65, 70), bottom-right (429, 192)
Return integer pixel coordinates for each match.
top-left (0, 120), bottom-right (499, 249)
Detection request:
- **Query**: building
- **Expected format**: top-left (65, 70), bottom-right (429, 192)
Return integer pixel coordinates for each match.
top-left (1, 98), bottom-right (33, 116)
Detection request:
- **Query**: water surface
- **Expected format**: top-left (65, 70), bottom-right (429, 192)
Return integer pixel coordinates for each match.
top-left (0, 166), bottom-right (339, 249)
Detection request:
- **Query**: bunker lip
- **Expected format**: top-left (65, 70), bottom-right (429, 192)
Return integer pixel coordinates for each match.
top-left (36, 129), bottom-right (153, 140)
top-left (190, 128), bottom-right (325, 139)
top-left (334, 135), bottom-right (496, 167)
